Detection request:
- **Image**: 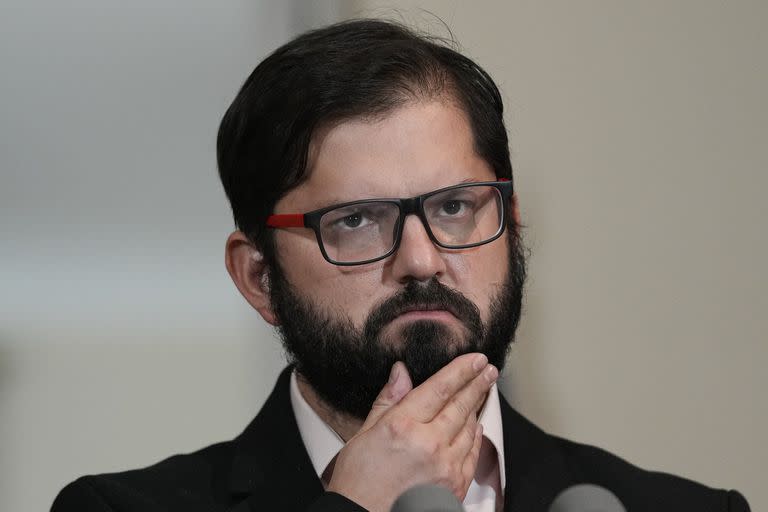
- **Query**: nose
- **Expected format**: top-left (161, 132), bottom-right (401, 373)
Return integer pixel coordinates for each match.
top-left (389, 215), bottom-right (447, 284)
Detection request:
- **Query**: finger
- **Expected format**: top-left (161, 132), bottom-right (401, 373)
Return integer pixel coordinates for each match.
top-left (399, 353), bottom-right (488, 422)
top-left (360, 361), bottom-right (413, 432)
top-left (458, 424), bottom-right (484, 500)
top-left (433, 363), bottom-right (498, 440)
top-left (447, 407), bottom-right (477, 457)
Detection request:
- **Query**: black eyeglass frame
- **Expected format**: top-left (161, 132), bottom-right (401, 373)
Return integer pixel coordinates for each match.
top-left (266, 180), bottom-right (513, 266)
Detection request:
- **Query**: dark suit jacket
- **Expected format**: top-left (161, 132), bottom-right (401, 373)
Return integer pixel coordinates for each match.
top-left (52, 367), bottom-right (750, 511)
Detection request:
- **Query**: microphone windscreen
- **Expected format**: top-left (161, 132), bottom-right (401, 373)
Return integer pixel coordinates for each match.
top-left (391, 484), bottom-right (465, 512)
top-left (548, 484), bottom-right (626, 512)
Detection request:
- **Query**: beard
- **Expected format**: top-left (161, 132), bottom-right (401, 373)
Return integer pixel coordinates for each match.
top-left (267, 231), bottom-right (527, 420)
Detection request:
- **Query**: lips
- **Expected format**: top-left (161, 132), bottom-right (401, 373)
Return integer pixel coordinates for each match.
top-left (394, 304), bottom-right (459, 319)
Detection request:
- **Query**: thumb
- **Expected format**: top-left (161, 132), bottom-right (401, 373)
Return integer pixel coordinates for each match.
top-left (360, 361), bottom-right (413, 432)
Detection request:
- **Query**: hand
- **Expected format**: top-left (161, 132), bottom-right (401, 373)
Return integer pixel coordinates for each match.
top-left (326, 353), bottom-right (499, 512)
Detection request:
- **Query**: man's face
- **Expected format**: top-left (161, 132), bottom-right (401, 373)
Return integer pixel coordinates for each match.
top-left (266, 100), bottom-right (525, 418)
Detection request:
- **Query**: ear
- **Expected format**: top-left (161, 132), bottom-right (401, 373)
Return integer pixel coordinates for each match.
top-left (224, 231), bottom-right (280, 326)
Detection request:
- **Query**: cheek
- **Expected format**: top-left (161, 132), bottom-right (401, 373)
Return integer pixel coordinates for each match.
top-left (447, 244), bottom-right (509, 320)
top-left (275, 231), bottom-right (336, 290)
top-left (276, 232), bottom-right (386, 321)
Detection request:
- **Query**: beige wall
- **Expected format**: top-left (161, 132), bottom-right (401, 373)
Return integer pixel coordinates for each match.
top-left (344, 1), bottom-right (768, 509)
top-left (1, 1), bottom-right (765, 511)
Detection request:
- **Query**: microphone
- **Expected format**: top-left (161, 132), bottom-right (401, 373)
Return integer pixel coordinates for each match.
top-left (548, 484), bottom-right (626, 512)
top-left (391, 484), bottom-right (465, 512)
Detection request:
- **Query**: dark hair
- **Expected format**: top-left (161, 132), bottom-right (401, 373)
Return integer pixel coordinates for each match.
top-left (217, 18), bottom-right (513, 263)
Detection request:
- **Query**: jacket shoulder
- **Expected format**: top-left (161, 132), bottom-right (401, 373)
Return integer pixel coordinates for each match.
top-left (551, 436), bottom-right (750, 511)
top-left (51, 441), bottom-right (235, 512)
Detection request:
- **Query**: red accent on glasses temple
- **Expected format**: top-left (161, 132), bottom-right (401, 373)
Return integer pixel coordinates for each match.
top-left (266, 214), bottom-right (305, 228)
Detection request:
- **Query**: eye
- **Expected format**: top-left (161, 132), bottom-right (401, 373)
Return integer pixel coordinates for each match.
top-left (328, 209), bottom-right (375, 231)
top-left (441, 200), bottom-right (466, 215)
top-left (342, 213), bottom-right (364, 228)
top-left (322, 202), bottom-right (398, 234)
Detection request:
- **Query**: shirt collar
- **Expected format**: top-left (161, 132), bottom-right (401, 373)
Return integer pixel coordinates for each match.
top-left (289, 370), bottom-right (345, 480)
top-left (289, 369), bottom-right (506, 491)
top-left (476, 375), bottom-right (506, 490)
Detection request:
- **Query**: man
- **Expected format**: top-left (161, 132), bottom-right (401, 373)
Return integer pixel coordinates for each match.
top-left (52, 19), bottom-right (749, 512)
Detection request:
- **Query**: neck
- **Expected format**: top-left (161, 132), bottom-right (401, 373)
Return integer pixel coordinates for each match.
top-left (295, 372), bottom-right (364, 441)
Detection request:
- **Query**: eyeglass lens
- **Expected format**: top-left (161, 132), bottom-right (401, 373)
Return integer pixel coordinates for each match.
top-left (318, 185), bottom-right (504, 264)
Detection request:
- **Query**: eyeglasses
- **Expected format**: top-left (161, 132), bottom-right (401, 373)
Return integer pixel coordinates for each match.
top-left (266, 180), bottom-right (513, 266)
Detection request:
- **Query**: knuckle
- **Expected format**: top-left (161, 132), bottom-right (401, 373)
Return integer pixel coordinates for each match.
top-left (452, 397), bottom-right (471, 418)
top-left (385, 415), bottom-right (415, 440)
top-left (432, 381), bottom-right (452, 402)
top-left (420, 438), bottom-right (441, 459)
top-left (436, 456), bottom-right (461, 480)
top-left (465, 417), bottom-right (478, 437)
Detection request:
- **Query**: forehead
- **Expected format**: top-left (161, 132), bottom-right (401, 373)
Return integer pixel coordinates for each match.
top-left (274, 100), bottom-right (496, 212)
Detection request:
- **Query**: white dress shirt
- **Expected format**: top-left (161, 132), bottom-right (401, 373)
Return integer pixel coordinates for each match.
top-left (290, 370), bottom-right (506, 512)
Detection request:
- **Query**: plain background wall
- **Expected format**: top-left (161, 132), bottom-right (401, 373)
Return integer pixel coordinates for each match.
top-left (1, 1), bottom-right (765, 511)
top-left (0, 1), bottom-right (343, 510)
top-left (340, 0), bottom-right (767, 507)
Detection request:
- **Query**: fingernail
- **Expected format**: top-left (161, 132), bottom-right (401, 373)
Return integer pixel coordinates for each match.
top-left (472, 354), bottom-right (488, 372)
top-left (388, 362), bottom-right (401, 384)
top-left (484, 364), bottom-right (498, 383)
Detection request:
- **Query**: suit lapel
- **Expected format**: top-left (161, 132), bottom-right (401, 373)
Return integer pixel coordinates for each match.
top-left (226, 369), bottom-right (575, 511)
top-left (499, 393), bottom-right (574, 511)
top-left (227, 366), bottom-right (325, 511)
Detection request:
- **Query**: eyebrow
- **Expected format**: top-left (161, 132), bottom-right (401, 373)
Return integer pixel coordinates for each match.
top-left (310, 177), bottom-right (486, 210)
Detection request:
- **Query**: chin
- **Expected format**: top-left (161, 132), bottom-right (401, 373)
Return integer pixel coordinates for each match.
top-left (385, 319), bottom-right (469, 349)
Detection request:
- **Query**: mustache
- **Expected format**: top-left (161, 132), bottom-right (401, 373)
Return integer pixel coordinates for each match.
top-left (363, 278), bottom-right (484, 340)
